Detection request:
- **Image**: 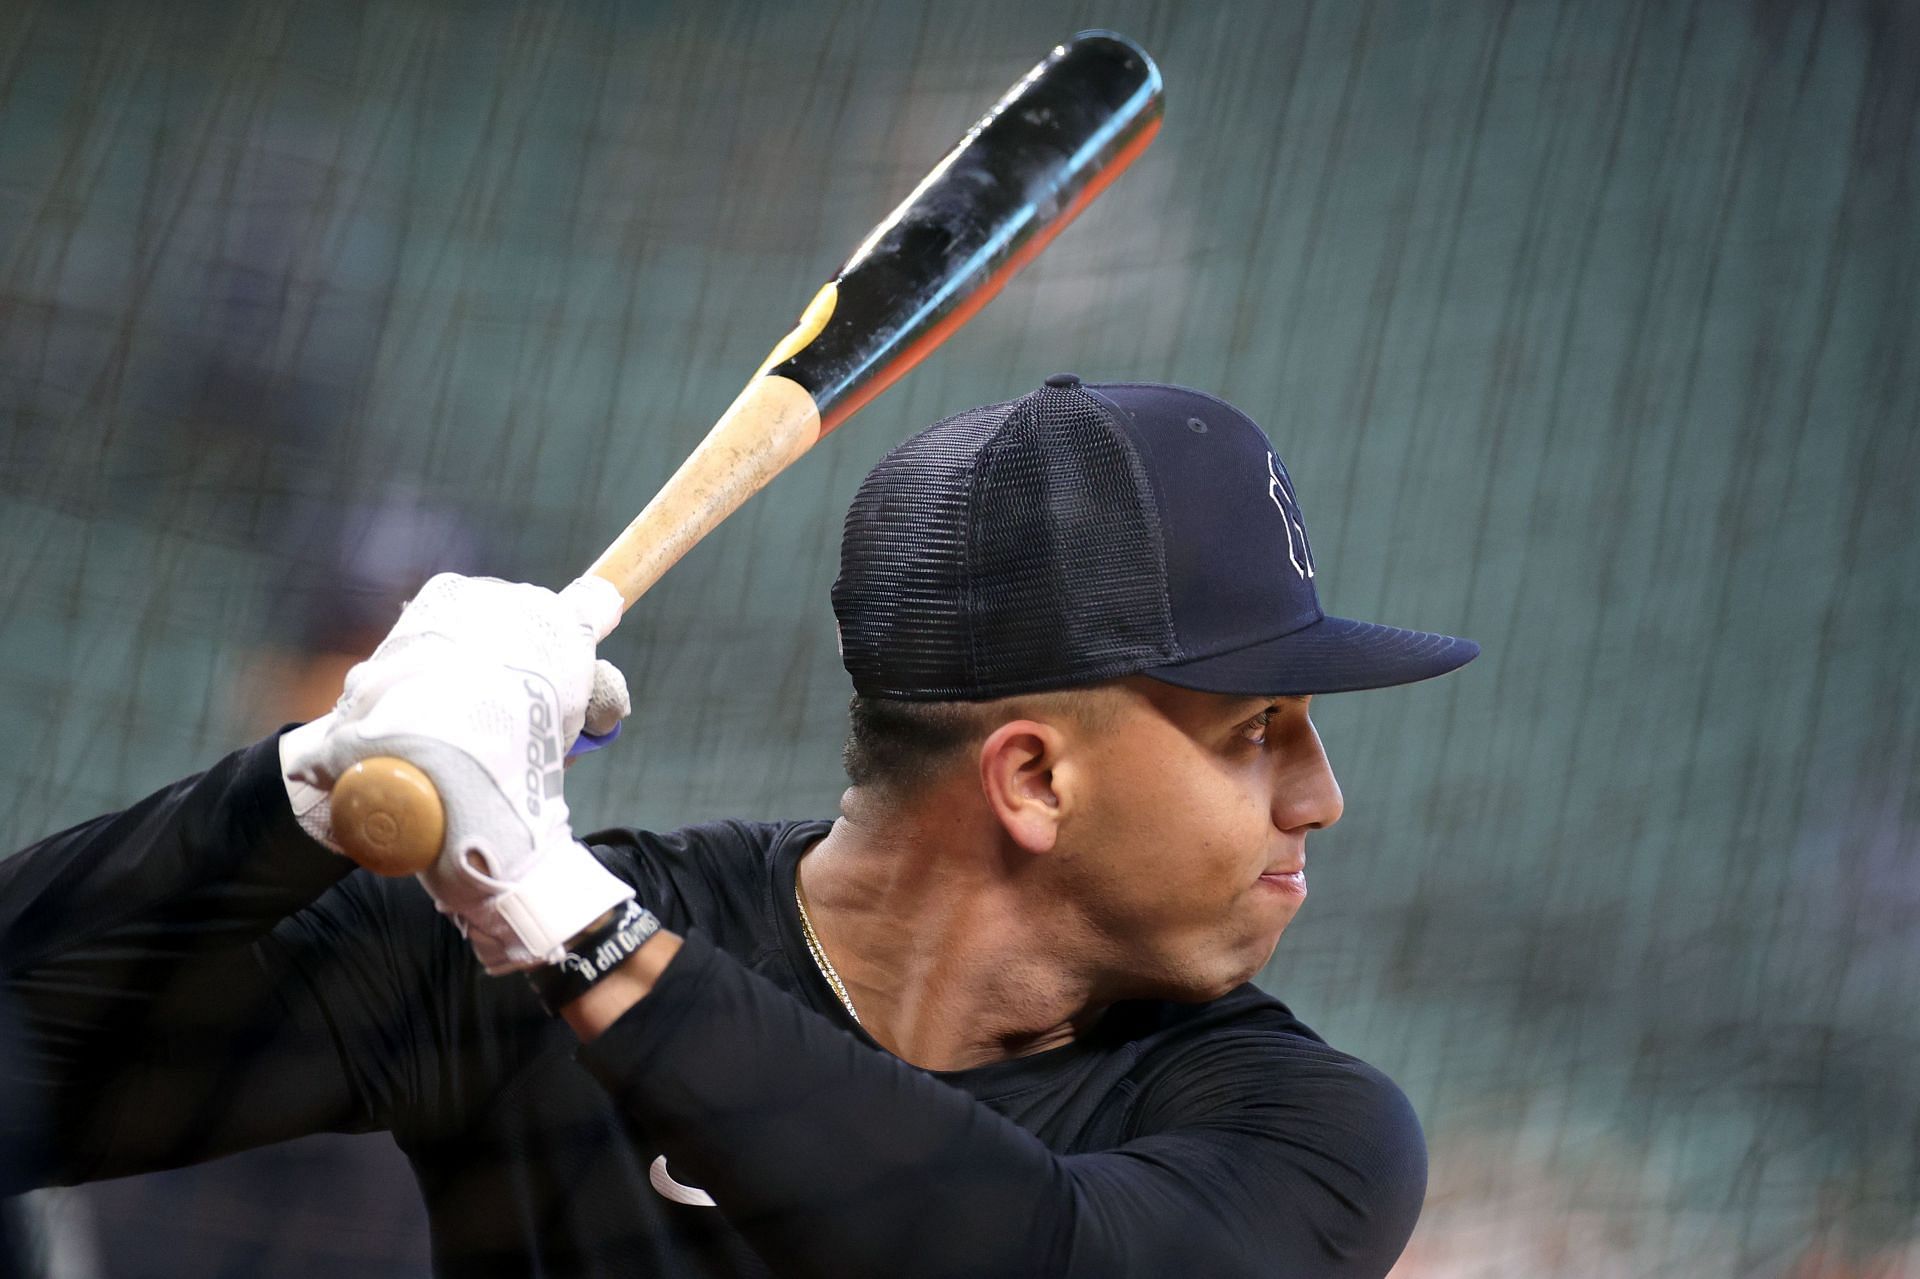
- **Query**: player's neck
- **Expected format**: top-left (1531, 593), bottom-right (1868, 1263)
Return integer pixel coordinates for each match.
top-left (796, 790), bottom-right (1111, 1073)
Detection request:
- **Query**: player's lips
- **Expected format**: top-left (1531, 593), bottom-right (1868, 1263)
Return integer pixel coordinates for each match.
top-left (1257, 864), bottom-right (1306, 895)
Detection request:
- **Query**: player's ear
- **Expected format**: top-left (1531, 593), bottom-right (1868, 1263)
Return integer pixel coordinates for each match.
top-left (977, 719), bottom-right (1070, 854)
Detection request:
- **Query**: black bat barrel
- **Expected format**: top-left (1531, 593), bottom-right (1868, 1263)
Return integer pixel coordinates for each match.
top-left (771, 31), bottom-right (1164, 430)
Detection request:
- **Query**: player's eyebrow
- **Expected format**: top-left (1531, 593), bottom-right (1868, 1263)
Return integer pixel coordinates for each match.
top-left (1226, 694), bottom-right (1296, 719)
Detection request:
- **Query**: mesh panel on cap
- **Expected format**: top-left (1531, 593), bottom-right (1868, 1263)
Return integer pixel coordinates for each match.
top-left (964, 384), bottom-right (1177, 693)
top-left (832, 384), bottom-right (1179, 700)
top-left (833, 400), bottom-right (1011, 698)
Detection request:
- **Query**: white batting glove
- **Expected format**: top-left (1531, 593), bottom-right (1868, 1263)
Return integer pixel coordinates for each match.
top-left (283, 572), bottom-right (637, 974)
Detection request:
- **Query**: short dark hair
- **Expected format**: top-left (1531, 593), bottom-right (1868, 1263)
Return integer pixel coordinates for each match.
top-left (841, 696), bottom-right (992, 792)
top-left (840, 687), bottom-right (1124, 794)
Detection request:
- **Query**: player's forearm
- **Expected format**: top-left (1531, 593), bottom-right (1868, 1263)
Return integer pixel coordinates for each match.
top-left (1, 733), bottom-right (349, 974)
top-left (559, 930), bottom-right (683, 1039)
top-left (0, 733), bottom-right (357, 1181)
top-left (574, 929), bottom-right (1064, 1276)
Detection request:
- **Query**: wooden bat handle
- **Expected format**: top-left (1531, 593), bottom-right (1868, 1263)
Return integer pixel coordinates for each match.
top-left (587, 372), bottom-right (823, 608)
top-left (329, 374), bottom-right (825, 875)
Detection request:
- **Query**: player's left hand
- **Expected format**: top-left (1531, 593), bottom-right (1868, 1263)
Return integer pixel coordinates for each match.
top-left (283, 572), bottom-right (636, 973)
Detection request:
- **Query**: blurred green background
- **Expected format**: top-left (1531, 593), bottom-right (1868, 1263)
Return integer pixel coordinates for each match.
top-left (2, 0), bottom-right (1915, 1274)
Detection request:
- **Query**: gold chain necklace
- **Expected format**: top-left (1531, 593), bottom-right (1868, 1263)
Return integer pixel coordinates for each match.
top-left (794, 880), bottom-right (862, 1026)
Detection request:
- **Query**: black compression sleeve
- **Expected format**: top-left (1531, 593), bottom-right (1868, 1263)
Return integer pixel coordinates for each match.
top-left (579, 931), bottom-right (1424, 1279)
top-left (0, 735), bottom-right (408, 1181)
top-left (0, 735), bottom-right (349, 975)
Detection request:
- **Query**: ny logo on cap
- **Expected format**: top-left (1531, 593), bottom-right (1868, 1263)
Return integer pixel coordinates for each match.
top-left (1267, 453), bottom-right (1315, 580)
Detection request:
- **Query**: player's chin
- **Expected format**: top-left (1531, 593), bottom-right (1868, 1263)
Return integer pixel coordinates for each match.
top-left (1207, 922), bottom-right (1298, 997)
top-left (1238, 898), bottom-right (1302, 978)
top-left (1153, 943), bottom-right (1275, 1003)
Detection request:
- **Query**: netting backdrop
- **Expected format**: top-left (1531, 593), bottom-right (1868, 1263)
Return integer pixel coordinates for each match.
top-left (2, 0), bottom-right (1916, 1274)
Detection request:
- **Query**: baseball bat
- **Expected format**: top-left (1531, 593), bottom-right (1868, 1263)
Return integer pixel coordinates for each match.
top-left (329, 31), bottom-right (1164, 876)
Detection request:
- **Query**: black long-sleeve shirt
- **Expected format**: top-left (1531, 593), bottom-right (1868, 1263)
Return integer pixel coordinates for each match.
top-left (0, 733), bottom-right (1426, 1277)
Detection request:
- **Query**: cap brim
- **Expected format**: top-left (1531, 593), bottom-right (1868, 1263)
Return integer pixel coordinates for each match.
top-left (1144, 615), bottom-right (1479, 696)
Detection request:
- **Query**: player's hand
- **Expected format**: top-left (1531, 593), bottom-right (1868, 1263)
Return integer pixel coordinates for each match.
top-left (284, 572), bottom-right (636, 973)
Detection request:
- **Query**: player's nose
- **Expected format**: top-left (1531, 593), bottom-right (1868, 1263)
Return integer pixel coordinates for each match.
top-left (1274, 720), bottom-right (1343, 834)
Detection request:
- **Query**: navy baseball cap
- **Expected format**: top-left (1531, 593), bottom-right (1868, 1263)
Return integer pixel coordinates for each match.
top-left (832, 373), bottom-right (1478, 700)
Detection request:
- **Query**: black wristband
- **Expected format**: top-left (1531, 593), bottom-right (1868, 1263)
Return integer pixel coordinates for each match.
top-left (524, 899), bottom-right (661, 1016)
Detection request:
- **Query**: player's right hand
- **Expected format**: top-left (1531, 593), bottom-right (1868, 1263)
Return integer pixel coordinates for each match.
top-left (283, 572), bottom-right (637, 974)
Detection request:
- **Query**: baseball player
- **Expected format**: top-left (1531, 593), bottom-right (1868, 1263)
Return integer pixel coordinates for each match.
top-left (1, 375), bottom-right (1477, 1277)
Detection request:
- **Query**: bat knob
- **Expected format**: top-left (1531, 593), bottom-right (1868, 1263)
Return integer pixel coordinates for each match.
top-left (332, 757), bottom-right (446, 877)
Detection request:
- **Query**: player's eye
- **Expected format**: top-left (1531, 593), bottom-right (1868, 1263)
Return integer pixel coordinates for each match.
top-left (1237, 697), bottom-right (1311, 747)
top-left (1238, 706), bottom-right (1280, 746)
